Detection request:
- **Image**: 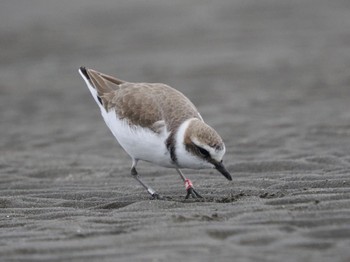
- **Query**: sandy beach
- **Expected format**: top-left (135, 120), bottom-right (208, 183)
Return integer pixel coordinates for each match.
top-left (1, 0), bottom-right (350, 261)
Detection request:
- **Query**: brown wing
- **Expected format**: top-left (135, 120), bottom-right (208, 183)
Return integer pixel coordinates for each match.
top-left (86, 68), bottom-right (201, 132)
top-left (107, 82), bottom-right (201, 132)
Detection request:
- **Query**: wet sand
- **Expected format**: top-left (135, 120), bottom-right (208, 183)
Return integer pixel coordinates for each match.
top-left (1, 0), bottom-right (350, 261)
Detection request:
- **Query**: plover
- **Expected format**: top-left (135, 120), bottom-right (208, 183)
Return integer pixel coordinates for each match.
top-left (79, 67), bottom-right (232, 199)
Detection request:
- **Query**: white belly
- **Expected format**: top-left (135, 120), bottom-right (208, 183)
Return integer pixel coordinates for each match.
top-left (101, 110), bottom-right (174, 168)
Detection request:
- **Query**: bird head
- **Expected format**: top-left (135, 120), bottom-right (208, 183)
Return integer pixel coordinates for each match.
top-left (178, 118), bottom-right (232, 180)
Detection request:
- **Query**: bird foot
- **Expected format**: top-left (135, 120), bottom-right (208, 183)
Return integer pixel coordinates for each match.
top-left (150, 193), bottom-right (162, 200)
top-left (184, 179), bottom-right (203, 199)
top-left (185, 187), bottom-right (203, 199)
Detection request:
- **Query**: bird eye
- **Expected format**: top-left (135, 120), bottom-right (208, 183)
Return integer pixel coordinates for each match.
top-left (196, 146), bottom-right (210, 158)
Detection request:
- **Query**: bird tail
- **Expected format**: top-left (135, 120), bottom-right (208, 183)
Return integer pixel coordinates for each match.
top-left (78, 66), bottom-right (124, 109)
top-left (79, 67), bottom-right (104, 107)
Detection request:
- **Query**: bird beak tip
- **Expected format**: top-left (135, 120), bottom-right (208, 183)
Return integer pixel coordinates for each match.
top-left (215, 162), bottom-right (232, 181)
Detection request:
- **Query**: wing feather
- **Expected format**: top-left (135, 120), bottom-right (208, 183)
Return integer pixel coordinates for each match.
top-left (83, 68), bottom-right (202, 133)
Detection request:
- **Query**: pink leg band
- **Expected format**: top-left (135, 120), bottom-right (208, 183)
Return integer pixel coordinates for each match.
top-left (184, 179), bottom-right (193, 191)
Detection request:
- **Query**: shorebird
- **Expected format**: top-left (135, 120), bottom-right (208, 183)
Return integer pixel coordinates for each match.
top-left (79, 67), bottom-right (232, 199)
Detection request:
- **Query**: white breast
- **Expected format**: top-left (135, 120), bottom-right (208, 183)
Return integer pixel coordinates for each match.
top-left (101, 110), bottom-right (174, 168)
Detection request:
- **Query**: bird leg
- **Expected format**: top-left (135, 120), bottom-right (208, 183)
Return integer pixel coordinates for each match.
top-left (131, 160), bottom-right (160, 199)
top-left (176, 169), bottom-right (203, 199)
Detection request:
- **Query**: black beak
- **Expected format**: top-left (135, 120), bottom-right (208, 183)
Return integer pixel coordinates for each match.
top-left (215, 161), bottom-right (232, 181)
